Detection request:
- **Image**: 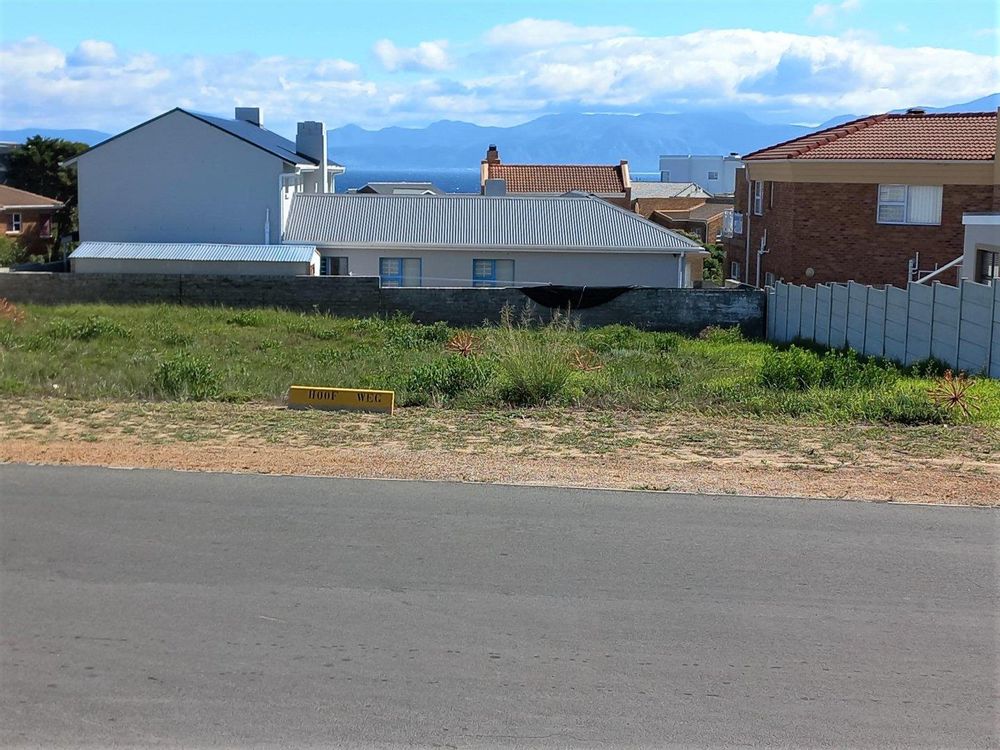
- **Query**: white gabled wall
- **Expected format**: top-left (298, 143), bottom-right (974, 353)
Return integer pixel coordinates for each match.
top-left (77, 110), bottom-right (287, 244)
top-left (316, 248), bottom-right (690, 287)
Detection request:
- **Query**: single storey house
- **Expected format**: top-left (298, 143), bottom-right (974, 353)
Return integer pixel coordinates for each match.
top-left (724, 108), bottom-right (998, 287)
top-left (282, 192), bottom-right (705, 287)
top-left (64, 107), bottom-right (344, 246)
top-left (480, 145), bottom-right (631, 207)
top-left (0, 185), bottom-right (63, 256)
top-left (70, 242), bottom-right (319, 276)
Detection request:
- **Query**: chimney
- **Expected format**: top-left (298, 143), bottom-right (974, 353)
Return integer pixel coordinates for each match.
top-left (296, 121), bottom-right (329, 193)
top-left (485, 144), bottom-right (500, 164)
top-left (484, 178), bottom-right (506, 196)
top-left (235, 106), bottom-right (263, 127)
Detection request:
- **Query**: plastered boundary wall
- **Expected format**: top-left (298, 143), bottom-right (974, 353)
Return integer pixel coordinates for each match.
top-left (767, 279), bottom-right (999, 378)
top-left (0, 273), bottom-right (766, 336)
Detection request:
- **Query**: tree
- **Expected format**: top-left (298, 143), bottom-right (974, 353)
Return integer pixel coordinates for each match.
top-left (6, 136), bottom-right (89, 246)
top-left (702, 243), bottom-right (727, 284)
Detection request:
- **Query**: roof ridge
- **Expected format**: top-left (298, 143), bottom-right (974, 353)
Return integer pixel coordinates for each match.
top-left (885, 111), bottom-right (997, 118)
top-left (0, 184), bottom-right (63, 204)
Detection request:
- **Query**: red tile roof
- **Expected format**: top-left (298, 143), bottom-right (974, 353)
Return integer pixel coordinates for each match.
top-left (744, 112), bottom-right (997, 161)
top-left (486, 163), bottom-right (627, 194)
top-left (0, 184), bottom-right (63, 209)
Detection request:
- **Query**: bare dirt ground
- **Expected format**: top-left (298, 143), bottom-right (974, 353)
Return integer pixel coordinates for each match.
top-left (1, 398), bottom-right (997, 505)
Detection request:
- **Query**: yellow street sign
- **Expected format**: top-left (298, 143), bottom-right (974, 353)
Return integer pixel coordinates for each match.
top-left (287, 385), bottom-right (395, 414)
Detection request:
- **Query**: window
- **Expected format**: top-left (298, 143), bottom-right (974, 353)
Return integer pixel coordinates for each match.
top-left (8, 213), bottom-right (21, 233)
top-left (730, 261), bottom-right (741, 281)
top-left (977, 246), bottom-right (1000, 285)
top-left (320, 256), bottom-right (348, 276)
top-left (379, 257), bottom-right (421, 287)
top-left (707, 171), bottom-right (719, 181)
top-left (753, 181), bottom-right (764, 215)
top-left (472, 259), bottom-right (514, 287)
top-left (39, 216), bottom-right (52, 238)
top-left (733, 212), bottom-right (744, 235)
top-left (877, 184), bottom-right (942, 225)
top-left (764, 271), bottom-right (776, 287)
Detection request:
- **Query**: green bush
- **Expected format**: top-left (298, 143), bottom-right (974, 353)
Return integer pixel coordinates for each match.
top-left (226, 310), bottom-right (265, 327)
top-left (759, 345), bottom-right (823, 390)
top-left (699, 325), bottom-right (744, 344)
top-left (404, 355), bottom-right (494, 404)
top-left (820, 349), bottom-right (898, 389)
top-left (0, 235), bottom-right (26, 267)
top-left (153, 352), bottom-right (221, 400)
top-left (46, 315), bottom-right (130, 341)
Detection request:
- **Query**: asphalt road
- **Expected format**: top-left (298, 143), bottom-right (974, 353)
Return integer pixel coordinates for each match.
top-left (1, 465), bottom-right (997, 748)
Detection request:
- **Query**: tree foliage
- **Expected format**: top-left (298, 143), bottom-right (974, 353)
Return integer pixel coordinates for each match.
top-left (6, 136), bottom-right (88, 241)
top-left (702, 243), bottom-right (727, 284)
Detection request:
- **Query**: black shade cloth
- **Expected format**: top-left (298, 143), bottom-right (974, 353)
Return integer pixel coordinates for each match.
top-left (520, 285), bottom-right (634, 310)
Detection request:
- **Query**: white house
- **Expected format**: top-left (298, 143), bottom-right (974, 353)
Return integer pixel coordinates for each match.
top-left (658, 154), bottom-right (743, 195)
top-left (962, 213), bottom-right (1000, 285)
top-left (282, 192), bottom-right (706, 287)
top-left (65, 107), bottom-right (343, 245)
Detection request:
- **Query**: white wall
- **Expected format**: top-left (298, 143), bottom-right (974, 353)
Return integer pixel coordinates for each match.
top-left (76, 110), bottom-right (288, 244)
top-left (658, 155), bottom-right (743, 195)
top-left (317, 247), bottom-right (690, 287)
top-left (72, 258), bottom-right (316, 276)
top-left (961, 217), bottom-right (1000, 283)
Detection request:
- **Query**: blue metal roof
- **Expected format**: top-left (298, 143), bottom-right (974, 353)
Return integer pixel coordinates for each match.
top-left (283, 194), bottom-right (704, 252)
top-left (70, 242), bottom-right (317, 263)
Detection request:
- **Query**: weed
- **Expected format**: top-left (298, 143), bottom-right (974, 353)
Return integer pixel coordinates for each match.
top-left (47, 316), bottom-right (130, 341)
top-left (699, 326), bottom-right (744, 344)
top-left (0, 298), bottom-right (25, 324)
top-left (226, 310), bottom-right (265, 327)
top-left (153, 352), bottom-right (221, 400)
top-left (760, 346), bottom-right (823, 390)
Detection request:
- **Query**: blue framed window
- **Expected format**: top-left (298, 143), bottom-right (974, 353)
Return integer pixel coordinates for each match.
top-left (472, 259), bottom-right (514, 287)
top-left (379, 257), bottom-right (421, 287)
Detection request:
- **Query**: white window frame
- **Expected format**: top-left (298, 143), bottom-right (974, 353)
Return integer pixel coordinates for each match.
top-left (379, 257), bottom-right (421, 287)
top-left (753, 181), bottom-right (764, 216)
top-left (730, 261), bottom-right (741, 280)
top-left (8, 213), bottom-right (22, 234)
top-left (472, 258), bottom-right (514, 287)
top-left (319, 256), bottom-right (348, 276)
top-left (876, 184), bottom-right (943, 226)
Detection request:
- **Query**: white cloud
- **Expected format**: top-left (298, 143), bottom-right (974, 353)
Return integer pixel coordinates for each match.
top-left (809, 0), bottom-right (861, 26)
top-left (372, 39), bottom-right (451, 72)
top-left (484, 19), bottom-right (633, 49)
top-left (68, 39), bottom-right (118, 66)
top-left (0, 26), bottom-right (994, 133)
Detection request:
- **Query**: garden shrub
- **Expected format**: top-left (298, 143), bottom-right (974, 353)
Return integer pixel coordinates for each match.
top-left (759, 345), bottom-right (823, 390)
top-left (404, 355), bottom-right (494, 403)
top-left (153, 351), bottom-right (221, 400)
top-left (819, 349), bottom-right (899, 389)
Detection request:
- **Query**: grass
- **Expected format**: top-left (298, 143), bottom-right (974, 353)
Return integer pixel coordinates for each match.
top-left (1, 301), bottom-right (998, 426)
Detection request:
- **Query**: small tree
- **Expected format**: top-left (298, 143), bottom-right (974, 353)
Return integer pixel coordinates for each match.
top-left (702, 243), bottom-right (726, 284)
top-left (6, 136), bottom-right (89, 251)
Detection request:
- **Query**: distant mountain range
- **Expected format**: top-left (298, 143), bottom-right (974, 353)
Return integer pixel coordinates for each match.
top-left (1, 94), bottom-right (995, 171)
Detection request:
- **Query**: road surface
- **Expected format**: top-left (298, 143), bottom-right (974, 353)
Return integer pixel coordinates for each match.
top-left (1, 465), bottom-right (997, 747)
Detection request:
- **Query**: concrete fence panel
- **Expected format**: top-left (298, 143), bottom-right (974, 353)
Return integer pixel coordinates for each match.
top-left (766, 278), bottom-right (998, 378)
top-left (863, 287), bottom-right (887, 359)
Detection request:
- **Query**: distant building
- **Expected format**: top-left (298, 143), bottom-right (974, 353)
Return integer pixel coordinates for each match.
top-left (659, 154), bottom-right (743, 195)
top-left (649, 200), bottom-right (733, 245)
top-left (283, 192), bottom-right (705, 288)
top-left (0, 184), bottom-right (63, 257)
top-left (64, 107), bottom-right (345, 245)
top-left (628, 181), bottom-right (715, 219)
top-left (723, 109), bottom-right (998, 288)
top-left (479, 145), bottom-right (631, 207)
top-left (356, 182), bottom-right (444, 196)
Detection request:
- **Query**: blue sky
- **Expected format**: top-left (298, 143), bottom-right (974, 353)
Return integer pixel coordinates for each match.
top-left (1, 0), bottom-right (997, 134)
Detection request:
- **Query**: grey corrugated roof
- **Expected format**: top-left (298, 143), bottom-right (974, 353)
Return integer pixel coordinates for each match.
top-left (629, 182), bottom-right (713, 199)
top-left (284, 194), bottom-right (702, 252)
top-left (70, 242), bottom-right (317, 263)
top-left (65, 108), bottom-right (344, 168)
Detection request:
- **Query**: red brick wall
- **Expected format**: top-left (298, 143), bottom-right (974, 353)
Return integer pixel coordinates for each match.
top-left (1, 209), bottom-right (57, 257)
top-left (725, 169), bottom-right (995, 287)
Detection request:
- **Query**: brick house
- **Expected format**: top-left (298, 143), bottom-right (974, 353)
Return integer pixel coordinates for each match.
top-left (0, 185), bottom-right (63, 257)
top-left (724, 109), bottom-right (999, 288)
top-left (480, 145), bottom-right (631, 207)
top-left (649, 200), bottom-right (732, 245)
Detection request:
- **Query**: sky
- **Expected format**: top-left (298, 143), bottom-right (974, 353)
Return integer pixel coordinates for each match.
top-left (0, 0), bottom-right (997, 136)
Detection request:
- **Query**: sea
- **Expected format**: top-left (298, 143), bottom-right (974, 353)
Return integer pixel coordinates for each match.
top-left (335, 168), bottom-right (663, 194)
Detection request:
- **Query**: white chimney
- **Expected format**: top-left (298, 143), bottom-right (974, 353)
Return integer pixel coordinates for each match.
top-left (235, 106), bottom-right (263, 127)
top-left (296, 121), bottom-right (328, 193)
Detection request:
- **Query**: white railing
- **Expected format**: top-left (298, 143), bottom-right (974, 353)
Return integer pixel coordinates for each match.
top-left (767, 279), bottom-right (999, 378)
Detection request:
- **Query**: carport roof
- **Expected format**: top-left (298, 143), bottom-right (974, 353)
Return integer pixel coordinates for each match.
top-left (70, 242), bottom-right (317, 263)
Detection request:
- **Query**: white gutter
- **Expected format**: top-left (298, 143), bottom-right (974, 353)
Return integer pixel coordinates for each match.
top-left (287, 241), bottom-right (708, 256)
top-left (0, 204), bottom-right (64, 210)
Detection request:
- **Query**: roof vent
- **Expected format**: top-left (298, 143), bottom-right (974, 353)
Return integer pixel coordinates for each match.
top-left (905, 107), bottom-right (926, 116)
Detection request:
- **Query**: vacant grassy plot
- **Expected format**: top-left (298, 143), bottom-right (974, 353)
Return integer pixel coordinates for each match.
top-left (1, 302), bottom-right (998, 426)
